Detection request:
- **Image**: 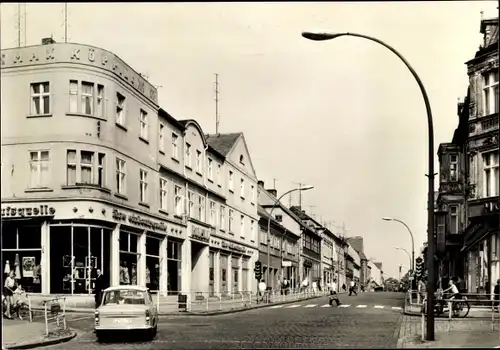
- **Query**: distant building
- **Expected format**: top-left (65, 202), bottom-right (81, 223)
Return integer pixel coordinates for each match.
top-left (347, 236), bottom-right (368, 290)
top-left (290, 207), bottom-right (323, 286)
top-left (257, 183), bottom-right (302, 290)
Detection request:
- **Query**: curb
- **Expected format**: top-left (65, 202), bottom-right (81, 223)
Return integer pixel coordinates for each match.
top-left (32, 293), bottom-right (337, 316)
top-left (4, 330), bottom-right (77, 350)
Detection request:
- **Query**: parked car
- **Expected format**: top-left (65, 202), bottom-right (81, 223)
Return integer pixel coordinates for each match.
top-left (94, 286), bottom-right (158, 340)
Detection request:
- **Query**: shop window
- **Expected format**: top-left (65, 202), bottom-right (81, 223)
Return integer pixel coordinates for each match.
top-left (146, 236), bottom-right (161, 292)
top-left (209, 251), bottom-right (215, 296)
top-left (220, 254), bottom-right (228, 295)
top-left (49, 225), bottom-right (111, 295)
top-left (2, 223), bottom-right (42, 293)
top-left (232, 256), bottom-right (240, 292)
top-left (167, 239), bottom-right (182, 295)
top-left (242, 258), bottom-right (249, 292)
top-left (119, 230), bottom-right (140, 286)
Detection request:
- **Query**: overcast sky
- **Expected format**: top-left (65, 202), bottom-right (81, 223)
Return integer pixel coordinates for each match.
top-left (1, 2), bottom-right (497, 279)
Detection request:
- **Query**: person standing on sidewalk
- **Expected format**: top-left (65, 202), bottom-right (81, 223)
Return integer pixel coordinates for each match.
top-left (94, 269), bottom-right (106, 308)
top-left (3, 270), bottom-right (17, 319)
top-left (258, 280), bottom-right (267, 304)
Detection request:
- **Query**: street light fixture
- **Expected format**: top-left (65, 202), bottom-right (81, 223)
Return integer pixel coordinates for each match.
top-left (302, 30), bottom-right (435, 341)
top-left (266, 185), bottom-right (314, 289)
top-left (394, 247), bottom-right (412, 271)
top-left (382, 217), bottom-right (415, 273)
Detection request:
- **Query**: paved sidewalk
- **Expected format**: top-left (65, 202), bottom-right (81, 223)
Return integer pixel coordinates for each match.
top-left (397, 314), bottom-right (500, 348)
top-left (2, 318), bottom-right (76, 349)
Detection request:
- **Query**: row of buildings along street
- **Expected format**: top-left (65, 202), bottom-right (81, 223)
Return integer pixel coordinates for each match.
top-left (421, 14), bottom-right (499, 293)
top-left (0, 37), bottom-right (384, 304)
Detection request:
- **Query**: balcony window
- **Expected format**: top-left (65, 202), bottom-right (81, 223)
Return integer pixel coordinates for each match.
top-left (450, 155), bottom-right (458, 181)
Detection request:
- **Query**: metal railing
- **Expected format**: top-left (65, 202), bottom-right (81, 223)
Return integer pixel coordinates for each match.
top-left (415, 291), bottom-right (500, 340)
top-left (42, 297), bottom-right (67, 336)
top-left (151, 288), bottom-right (331, 313)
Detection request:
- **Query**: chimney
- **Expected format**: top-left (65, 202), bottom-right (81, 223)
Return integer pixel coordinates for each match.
top-left (42, 37), bottom-right (56, 45)
top-left (258, 180), bottom-right (264, 187)
top-left (266, 189), bottom-right (277, 197)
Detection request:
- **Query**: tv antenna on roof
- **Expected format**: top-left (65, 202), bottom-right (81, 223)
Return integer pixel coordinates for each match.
top-left (214, 73), bottom-right (220, 134)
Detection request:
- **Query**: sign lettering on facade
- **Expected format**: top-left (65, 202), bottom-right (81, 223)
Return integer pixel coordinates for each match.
top-left (1, 44), bottom-right (158, 105)
top-left (112, 209), bottom-right (167, 232)
top-left (88, 48), bottom-right (95, 62)
top-left (1, 205), bottom-right (56, 218)
top-left (191, 225), bottom-right (210, 243)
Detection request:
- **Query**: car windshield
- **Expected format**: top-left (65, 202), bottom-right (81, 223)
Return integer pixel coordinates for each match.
top-left (102, 289), bottom-right (147, 305)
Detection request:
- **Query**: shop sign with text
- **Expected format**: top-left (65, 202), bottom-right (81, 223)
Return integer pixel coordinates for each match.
top-left (1, 205), bottom-right (55, 218)
top-left (112, 209), bottom-right (167, 232)
top-left (191, 225), bottom-right (210, 243)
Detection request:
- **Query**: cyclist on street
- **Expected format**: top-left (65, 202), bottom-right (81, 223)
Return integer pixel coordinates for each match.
top-left (443, 279), bottom-right (460, 300)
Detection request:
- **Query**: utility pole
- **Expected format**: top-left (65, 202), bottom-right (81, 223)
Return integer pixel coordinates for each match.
top-left (214, 73), bottom-right (220, 134)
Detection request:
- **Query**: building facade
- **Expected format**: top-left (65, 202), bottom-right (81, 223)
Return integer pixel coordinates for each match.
top-left (205, 133), bottom-right (260, 296)
top-left (320, 228), bottom-right (338, 289)
top-left (290, 207), bottom-right (322, 286)
top-left (1, 39), bottom-right (259, 299)
top-left (461, 16), bottom-right (499, 294)
top-left (257, 184), bottom-right (301, 290)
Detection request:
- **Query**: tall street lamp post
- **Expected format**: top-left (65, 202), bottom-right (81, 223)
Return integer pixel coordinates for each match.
top-left (267, 185), bottom-right (314, 289)
top-left (383, 217), bottom-right (415, 273)
top-left (301, 31), bottom-right (435, 341)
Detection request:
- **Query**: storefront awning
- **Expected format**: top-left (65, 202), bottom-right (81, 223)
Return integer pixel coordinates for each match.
top-left (461, 219), bottom-right (498, 253)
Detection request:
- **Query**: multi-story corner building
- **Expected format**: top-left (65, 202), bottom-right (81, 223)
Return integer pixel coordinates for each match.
top-left (290, 207), bottom-right (322, 286)
top-left (347, 236), bottom-right (368, 290)
top-left (257, 183), bottom-right (301, 290)
top-left (0, 39), bottom-right (259, 301)
top-left (461, 15), bottom-right (499, 294)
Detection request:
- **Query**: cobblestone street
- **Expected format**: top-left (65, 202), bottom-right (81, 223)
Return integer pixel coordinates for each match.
top-left (47, 292), bottom-right (404, 349)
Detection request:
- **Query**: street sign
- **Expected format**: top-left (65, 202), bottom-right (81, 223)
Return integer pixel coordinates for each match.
top-left (282, 260), bottom-right (292, 267)
top-left (409, 276), bottom-right (414, 281)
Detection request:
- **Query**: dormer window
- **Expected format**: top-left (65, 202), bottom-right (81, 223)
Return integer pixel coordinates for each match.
top-left (450, 155), bottom-right (458, 181)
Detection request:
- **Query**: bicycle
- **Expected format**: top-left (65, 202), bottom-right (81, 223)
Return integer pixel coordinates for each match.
top-left (2, 286), bottom-right (33, 321)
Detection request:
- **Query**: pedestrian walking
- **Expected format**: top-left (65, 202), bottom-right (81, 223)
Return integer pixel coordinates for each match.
top-left (342, 283), bottom-right (346, 292)
top-left (349, 280), bottom-right (357, 296)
